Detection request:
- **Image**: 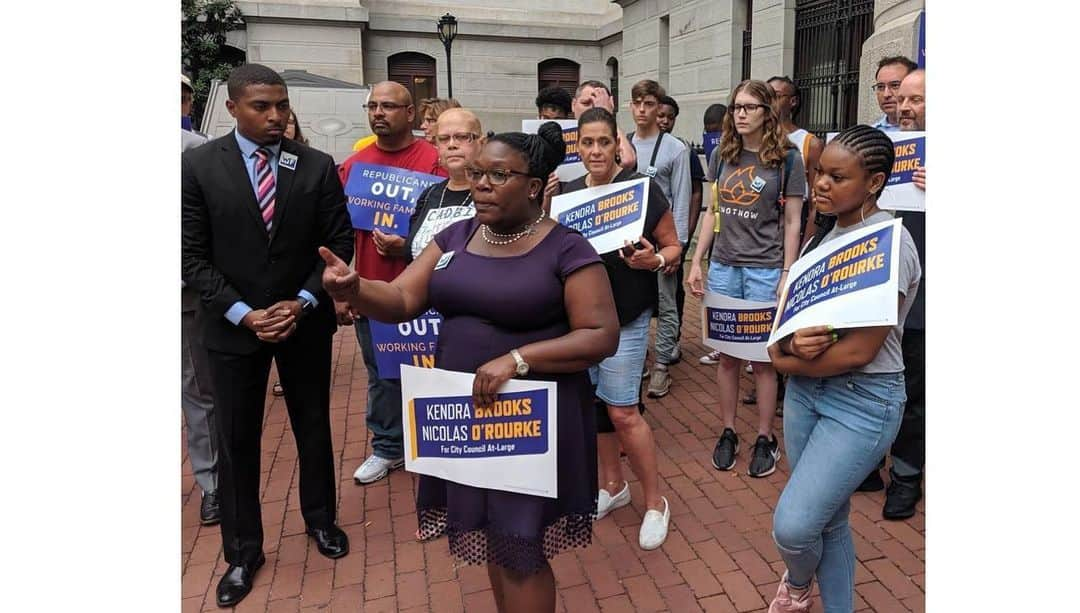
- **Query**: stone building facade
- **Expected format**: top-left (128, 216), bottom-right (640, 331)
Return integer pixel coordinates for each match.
top-left (209, 0), bottom-right (924, 154)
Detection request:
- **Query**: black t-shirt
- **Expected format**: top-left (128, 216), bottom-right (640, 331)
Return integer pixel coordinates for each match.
top-left (561, 168), bottom-right (671, 326)
top-left (406, 181), bottom-right (474, 262)
top-left (898, 211), bottom-right (925, 330)
top-left (688, 148), bottom-right (705, 183)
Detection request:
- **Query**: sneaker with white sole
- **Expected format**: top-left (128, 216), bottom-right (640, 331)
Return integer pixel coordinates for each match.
top-left (596, 481), bottom-right (631, 520)
top-left (353, 454), bottom-right (404, 484)
top-left (638, 496), bottom-right (670, 550)
top-left (699, 350), bottom-right (723, 365)
top-left (647, 365), bottom-right (671, 398)
top-left (747, 434), bottom-right (780, 478)
top-left (768, 572), bottom-right (813, 612)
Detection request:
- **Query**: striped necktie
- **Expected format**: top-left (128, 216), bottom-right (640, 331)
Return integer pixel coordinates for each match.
top-left (254, 147), bottom-right (276, 233)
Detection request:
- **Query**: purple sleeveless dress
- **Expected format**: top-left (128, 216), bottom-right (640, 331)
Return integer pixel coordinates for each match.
top-left (417, 217), bottom-right (602, 574)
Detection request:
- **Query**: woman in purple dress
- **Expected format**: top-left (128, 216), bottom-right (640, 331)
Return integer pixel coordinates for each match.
top-left (319, 122), bottom-right (619, 613)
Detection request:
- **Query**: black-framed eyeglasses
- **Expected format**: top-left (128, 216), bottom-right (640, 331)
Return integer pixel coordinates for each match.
top-left (871, 81), bottom-right (903, 93)
top-left (435, 132), bottom-right (480, 145)
top-left (464, 166), bottom-right (532, 186)
top-left (365, 101), bottom-right (408, 112)
top-left (730, 103), bottom-right (769, 114)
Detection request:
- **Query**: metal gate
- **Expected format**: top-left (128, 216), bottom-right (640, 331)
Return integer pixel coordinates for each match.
top-left (793, 0), bottom-right (874, 136)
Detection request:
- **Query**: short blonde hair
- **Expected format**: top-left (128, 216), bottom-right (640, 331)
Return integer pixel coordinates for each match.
top-left (418, 98), bottom-right (461, 120)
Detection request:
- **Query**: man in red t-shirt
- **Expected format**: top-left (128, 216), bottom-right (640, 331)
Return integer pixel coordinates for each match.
top-left (338, 81), bottom-right (447, 485)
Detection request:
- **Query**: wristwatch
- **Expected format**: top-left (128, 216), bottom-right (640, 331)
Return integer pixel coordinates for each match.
top-left (510, 348), bottom-right (530, 377)
top-left (297, 297), bottom-right (315, 317)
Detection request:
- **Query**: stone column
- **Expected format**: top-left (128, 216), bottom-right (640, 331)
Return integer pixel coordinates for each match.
top-left (750, 0), bottom-right (797, 81)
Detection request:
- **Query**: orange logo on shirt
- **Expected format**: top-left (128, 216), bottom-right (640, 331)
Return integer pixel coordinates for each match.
top-left (718, 166), bottom-right (760, 207)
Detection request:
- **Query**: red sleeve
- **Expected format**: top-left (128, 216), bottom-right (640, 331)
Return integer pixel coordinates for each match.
top-left (338, 152), bottom-right (361, 186)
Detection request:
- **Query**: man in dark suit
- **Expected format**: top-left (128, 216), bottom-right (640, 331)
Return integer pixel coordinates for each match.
top-left (182, 63), bottom-right (354, 608)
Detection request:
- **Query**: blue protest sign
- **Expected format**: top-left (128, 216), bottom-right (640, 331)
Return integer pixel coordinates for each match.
top-left (702, 131), bottom-right (722, 164)
top-left (702, 294), bottom-right (776, 362)
top-left (401, 366), bottom-right (559, 497)
top-left (550, 177), bottom-right (648, 254)
top-left (918, 11), bottom-right (926, 68)
top-left (769, 219), bottom-right (901, 345)
top-left (368, 309), bottom-right (442, 379)
top-left (409, 389), bottom-right (550, 459)
top-left (344, 163), bottom-right (442, 236)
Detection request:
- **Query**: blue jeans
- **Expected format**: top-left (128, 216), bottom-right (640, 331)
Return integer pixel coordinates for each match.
top-left (590, 308), bottom-right (652, 406)
top-left (706, 261), bottom-right (782, 302)
top-left (354, 318), bottom-right (404, 459)
top-left (772, 372), bottom-right (905, 613)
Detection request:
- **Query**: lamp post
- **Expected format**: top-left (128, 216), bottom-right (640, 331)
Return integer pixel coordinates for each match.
top-left (437, 13), bottom-right (458, 98)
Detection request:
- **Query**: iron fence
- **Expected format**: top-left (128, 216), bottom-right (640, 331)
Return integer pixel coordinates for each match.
top-left (793, 0), bottom-right (874, 137)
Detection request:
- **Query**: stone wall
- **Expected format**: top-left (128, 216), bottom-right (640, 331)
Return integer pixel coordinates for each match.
top-left (364, 32), bottom-right (607, 135)
top-left (858, 0), bottom-right (924, 124)
top-left (236, 1), bottom-right (368, 84)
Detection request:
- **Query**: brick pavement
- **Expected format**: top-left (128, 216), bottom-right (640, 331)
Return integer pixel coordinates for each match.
top-left (181, 293), bottom-right (925, 612)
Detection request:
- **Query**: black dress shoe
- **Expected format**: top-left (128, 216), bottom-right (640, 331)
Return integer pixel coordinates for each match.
top-left (857, 469), bottom-right (885, 492)
top-left (307, 525), bottom-right (349, 559)
top-left (200, 491), bottom-right (221, 526)
top-left (883, 472), bottom-right (922, 520)
top-left (216, 553), bottom-right (265, 608)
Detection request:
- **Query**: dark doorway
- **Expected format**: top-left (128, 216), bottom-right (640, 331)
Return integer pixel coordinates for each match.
top-left (388, 52), bottom-right (437, 128)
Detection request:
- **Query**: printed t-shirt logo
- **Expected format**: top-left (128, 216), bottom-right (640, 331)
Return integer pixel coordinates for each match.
top-left (719, 166), bottom-right (761, 207)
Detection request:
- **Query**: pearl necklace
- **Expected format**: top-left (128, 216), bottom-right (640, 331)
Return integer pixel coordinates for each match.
top-left (481, 210), bottom-right (546, 245)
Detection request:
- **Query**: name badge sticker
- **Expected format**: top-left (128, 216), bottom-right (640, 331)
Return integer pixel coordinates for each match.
top-left (750, 175), bottom-right (767, 193)
top-left (434, 251), bottom-right (455, 271)
top-left (280, 152), bottom-right (298, 171)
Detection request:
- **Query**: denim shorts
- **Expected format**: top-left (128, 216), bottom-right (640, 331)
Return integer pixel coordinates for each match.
top-left (707, 261), bottom-right (782, 302)
top-left (589, 308), bottom-right (651, 406)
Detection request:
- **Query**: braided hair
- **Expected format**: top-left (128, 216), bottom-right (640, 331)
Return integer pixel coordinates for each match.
top-left (831, 125), bottom-right (895, 197)
top-left (490, 122), bottom-right (567, 181)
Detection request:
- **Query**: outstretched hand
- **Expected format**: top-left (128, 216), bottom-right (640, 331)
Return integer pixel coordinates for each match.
top-left (319, 246), bottom-right (359, 304)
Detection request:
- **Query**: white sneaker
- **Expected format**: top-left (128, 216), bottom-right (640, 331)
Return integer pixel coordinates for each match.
top-left (596, 481), bottom-right (631, 520)
top-left (638, 496), bottom-right (670, 550)
top-left (699, 350), bottom-right (723, 365)
top-left (353, 454), bottom-right (404, 484)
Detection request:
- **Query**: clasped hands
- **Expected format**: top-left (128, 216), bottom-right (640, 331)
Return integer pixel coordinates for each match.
top-left (241, 300), bottom-right (302, 343)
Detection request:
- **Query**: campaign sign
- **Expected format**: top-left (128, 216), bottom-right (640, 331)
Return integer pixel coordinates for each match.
top-left (522, 119), bottom-right (586, 182)
top-left (401, 365), bottom-right (559, 498)
top-left (702, 131), bottom-right (722, 165)
top-left (826, 131), bottom-right (925, 212)
top-left (549, 178), bottom-right (648, 255)
top-left (917, 10), bottom-right (926, 68)
top-left (344, 163), bottom-right (442, 235)
top-left (879, 133), bottom-right (925, 212)
top-left (701, 293), bottom-right (776, 362)
top-left (368, 309), bottom-right (442, 379)
top-left (769, 218), bottom-right (902, 346)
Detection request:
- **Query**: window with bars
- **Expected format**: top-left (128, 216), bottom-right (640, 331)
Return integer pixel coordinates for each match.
top-left (792, 0), bottom-right (875, 136)
top-left (606, 57), bottom-right (619, 108)
top-left (742, 0), bottom-right (753, 81)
